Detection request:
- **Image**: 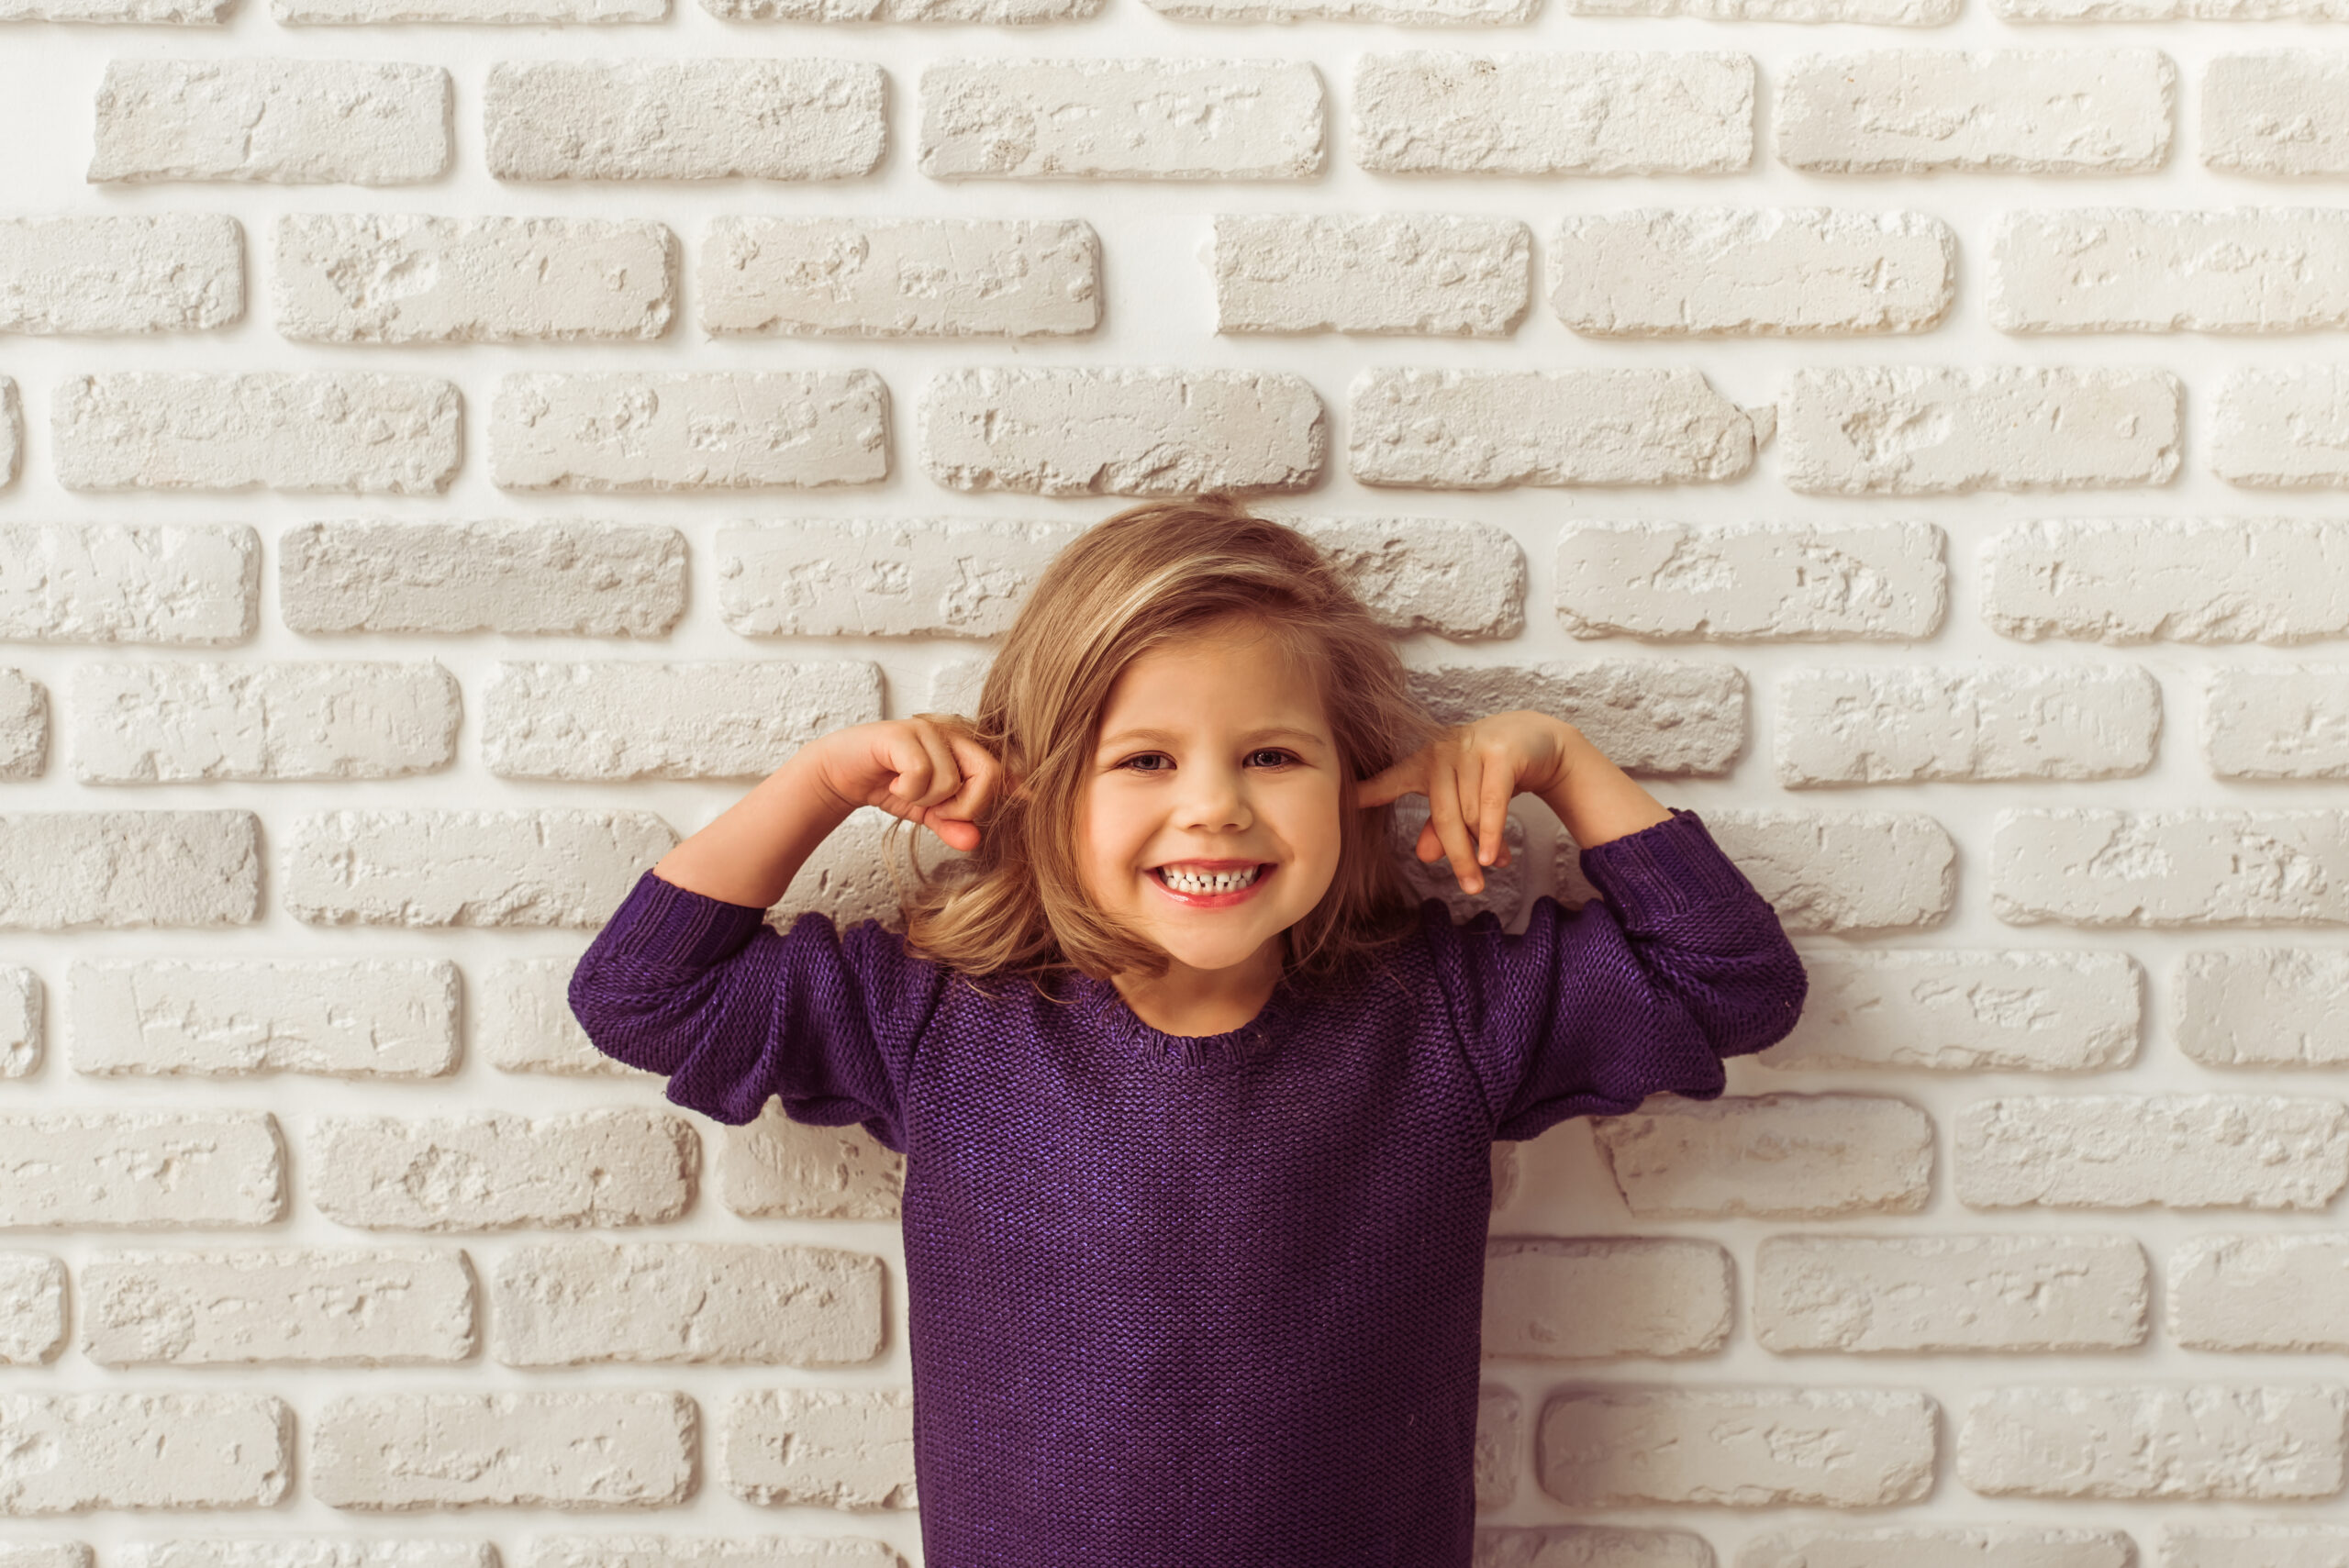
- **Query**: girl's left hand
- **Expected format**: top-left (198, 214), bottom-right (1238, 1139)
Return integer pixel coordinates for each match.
top-left (1356, 712), bottom-right (1576, 895)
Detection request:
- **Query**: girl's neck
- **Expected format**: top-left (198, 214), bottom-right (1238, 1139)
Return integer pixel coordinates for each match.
top-left (1109, 935), bottom-right (1286, 1039)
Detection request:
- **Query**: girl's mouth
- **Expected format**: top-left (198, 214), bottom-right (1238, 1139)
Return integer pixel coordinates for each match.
top-left (1150, 862), bottom-right (1274, 907)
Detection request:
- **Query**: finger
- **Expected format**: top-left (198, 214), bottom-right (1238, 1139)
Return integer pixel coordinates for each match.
top-left (941, 734), bottom-right (999, 823)
top-left (1417, 819), bottom-right (1442, 863)
top-left (1426, 752), bottom-right (1484, 894)
top-left (1475, 745), bottom-right (1514, 867)
top-left (1356, 755), bottom-right (1420, 810)
top-left (881, 732), bottom-right (935, 809)
top-left (908, 723), bottom-right (963, 810)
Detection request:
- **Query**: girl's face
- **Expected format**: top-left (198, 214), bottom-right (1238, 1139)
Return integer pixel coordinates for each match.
top-left (1075, 617), bottom-right (1344, 982)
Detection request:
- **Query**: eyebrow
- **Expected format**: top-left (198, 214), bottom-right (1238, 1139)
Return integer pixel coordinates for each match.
top-left (1098, 726), bottom-right (1326, 750)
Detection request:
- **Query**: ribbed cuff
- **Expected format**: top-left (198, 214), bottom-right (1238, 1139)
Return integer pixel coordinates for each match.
top-left (599, 868), bottom-right (773, 971)
top-left (1578, 808), bottom-right (1760, 929)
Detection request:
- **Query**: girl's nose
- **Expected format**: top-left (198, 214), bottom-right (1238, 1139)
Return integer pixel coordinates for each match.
top-left (1174, 765), bottom-right (1251, 830)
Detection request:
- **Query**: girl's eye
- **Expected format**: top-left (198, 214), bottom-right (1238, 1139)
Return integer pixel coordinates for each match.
top-left (1249, 749), bottom-right (1298, 768)
top-left (1120, 753), bottom-right (1171, 773)
top-left (1118, 750), bottom-right (1297, 773)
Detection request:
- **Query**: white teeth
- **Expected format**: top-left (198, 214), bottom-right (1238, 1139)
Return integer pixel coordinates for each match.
top-left (1158, 864), bottom-right (1262, 895)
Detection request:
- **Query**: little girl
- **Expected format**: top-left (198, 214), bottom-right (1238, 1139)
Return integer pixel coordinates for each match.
top-left (568, 495), bottom-right (1809, 1568)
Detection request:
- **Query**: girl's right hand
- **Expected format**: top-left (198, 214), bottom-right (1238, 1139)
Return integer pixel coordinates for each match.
top-left (807, 715), bottom-right (1004, 853)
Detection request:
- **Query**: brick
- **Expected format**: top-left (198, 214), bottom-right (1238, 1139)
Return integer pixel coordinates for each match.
top-left (89, 61), bottom-right (451, 184)
top-left (68, 959), bottom-right (457, 1077)
top-left (1478, 1528), bottom-right (1710, 1568)
top-left (54, 373), bottom-right (460, 495)
top-left (1556, 521), bottom-right (1945, 642)
top-left (485, 957), bottom-right (643, 1078)
top-left (702, 217), bottom-right (1097, 338)
top-left (0, 811), bottom-right (259, 929)
top-left (0, 1394), bottom-right (290, 1511)
top-left (1741, 1528), bottom-right (2134, 1568)
top-left (0, 1550), bottom-right (86, 1568)
top-left (1537, 1386), bottom-right (1935, 1507)
top-left (1475, 1386), bottom-right (1520, 1508)
top-left (1993, 808), bottom-right (2349, 925)
top-left (70, 662), bottom-right (458, 784)
top-left (2208, 666), bottom-right (2349, 777)
top-left (1779, 367), bottom-right (2181, 495)
top-left (486, 61), bottom-right (884, 182)
top-left (0, 523), bottom-right (254, 645)
top-left (1759, 949), bottom-right (2140, 1073)
top-left (1152, 0), bottom-right (1526, 17)
top-left (484, 661), bottom-right (879, 781)
top-left (1984, 517), bottom-right (2349, 643)
top-left (1753, 1234), bottom-right (2148, 1353)
top-left (709, 0), bottom-right (1093, 18)
top-left (1408, 661), bottom-right (1744, 776)
top-left (0, 1254), bottom-right (64, 1363)
top-left (0, 1111), bottom-right (282, 1227)
top-left (1777, 50), bottom-right (2172, 173)
top-left (1593, 1095), bottom-right (1933, 1218)
top-left (1354, 53), bottom-right (1753, 174)
top-left (719, 1104), bottom-right (906, 1221)
top-left (1350, 368), bottom-right (1757, 488)
top-left (922, 368), bottom-right (1322, 495)
top-left (1955, 1094), bottom-right (2349, 1209)
top-left (1571, 809), bottom-right (1953, 934)
top-left (0, 968), bottom-right (32, 1079)
top-left (308, 1110), bottom-right (695, 1230)
top-left (525, 1542), bottom-right (898, 1568)
top-left (491, 373), bottom-right (887, 492)
top-left (2173, 1235), bottom-right (2349, 1351)
top-left (1291, 516), bottom-right (1526, 639)
top-left (81, 1248), bottom-right (473, 1364)
top-left (492, 1241), bottom-right (884, 1366)
top-left (2205, 52), bottom-right (2349, 176)
top-left (2162, 1526), bottom-right (2349, 1568)
top-left (284, 809), bottom-right (671, 928)
top-left (126, 1547), bottom-right (490, 1568)
top-left (1211, 215), bottom-right (1529, 337)
top-left (283, 0), bottom-right (659, 18)
top-left (718, 519), bottom-right (1086, 639)
top-left (4, 0), bottom-right (223, 15)
top-left (1553, 209), bottom-right (1953, 337)
top-left (1576, 0), bottom-right (1951, 17)
top-left (722, 1389), bottom-right (916, 1510)
top-left (281, 520), bottom-right (685, 638)
top-left (1776, 664), bottom-right (2158, 785)
top-left (0, 380), bottom-right (15, 485)
top-left (0, 671), bottom-right (42, 779)
top-left (1483, 1238), bottom-right (1731, 1359)
top-left (1958, 1385), bottom-right (2348, 1499)
top-left (921, 60), bottom-right (1322, 180)
top-left (2215, 368), bottom-right (2349, 487)
top-left (274, 216), bottom-right (673, 344)
top-left (1993, 209), bottom-right (2349, 333)
top-left (313, 1391), bottom-right (694, 1509)
top-left (2177, 948), bottom-right (2349, 1067)
top-left (0, 215), bottom-right (240, 333)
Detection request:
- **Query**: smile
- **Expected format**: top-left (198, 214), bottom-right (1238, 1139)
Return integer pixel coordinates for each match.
top-left (1150, 862), bottom-right (1273, 906)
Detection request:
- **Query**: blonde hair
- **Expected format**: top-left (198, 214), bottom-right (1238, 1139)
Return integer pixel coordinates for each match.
top-left (882, 494), bottom-right (1444, 1000)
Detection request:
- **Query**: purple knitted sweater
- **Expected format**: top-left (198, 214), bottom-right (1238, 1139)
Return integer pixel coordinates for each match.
top-left (567, 806), bottom-right (1807, 1568)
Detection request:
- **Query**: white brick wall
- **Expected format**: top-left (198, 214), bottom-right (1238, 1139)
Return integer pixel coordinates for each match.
top-left (0, 0), bottom-right (2342, 1560)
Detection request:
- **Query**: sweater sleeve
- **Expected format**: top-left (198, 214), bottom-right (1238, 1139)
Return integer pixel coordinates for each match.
top-left (564, 868), bottom-right (947, 1146)
top-left (1425, 806), bottom-right (1809, 1143)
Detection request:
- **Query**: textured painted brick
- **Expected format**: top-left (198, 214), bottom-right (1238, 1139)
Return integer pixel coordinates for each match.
top-left (1956, 1094), bottom-right (2349, 1209)
top-left (702, 218), bottom-right (1097, 338)
top-left (313, 1392), bottom-right (694, 1509)
top-left (1781, 367), bottom-right (2181, 495)
top-left (719, 1105), bottom-right (906, 1221)
top-left (484, 958), bottom-right (642, 1078)
top-left (2177, 949), bottom-right (2349, 1067)
top-left (1741, 1528), bottom-right (2134, 1568)
top-left (1993, 209), bottom-right (2349, 333)
top-left (0, 1394), bottom-right (290, 1511)
top-left (1777, 50), bottom-right (2173, 173)
top-left (0, 1549), bottom-right (85, 1568)
top-left (1983, 517), bottom-right (2349, 643)
top-left (125, 1546), bottom-right (491, 1568)
top-left (1152, 0), bottom-right (1527, 17)
top-left (1760, 949), bottom-right (2140, 1073)
top-left (1959, 1385), bottom-right (2348, 1499)
top-left (1577, 0), bottom-right (1950, 17)
top-left (0, 968), bottom-right (33, 1079)
top-left (283, 0), bottom-right (660, 18)
top-left (275, 217), bottom-right (673, 344)
top-left (0, 215), bottom-right (240, 333)
top-left (1753, 1235), bottom-right (2148, 1353)
top-left (1350, 368), bottom-right (1758, 488)
top-left (4, 0), bottom-right (224, 14)
top-left (719, 519), bottom-right (1085, 639)
top-left (1211, 215), bottom-right (1529, 337)
top-left (921, 60), bottom-right (1322, 180)
top-left (0, 811), bottom-right (259, 929)
top-left (281, 520), bottom-right (684, 639)
top-left (1993, 808), bottom-right (2349, 925)
top-left (0, 671), bottom-right (43, 779)
top-left (923, 368), bottom-right (1322, 495)
top-left (1776, 665), bottom-right (2158, 785)
top-left (2205, 52), bottom-right (2349, 176)
top-left (1593, 1095), bottom-right (1933, 1218)
top-left (2173, 1235), bottom-right (2349, 1351)
top-left (284, 809), bottom-right (671, 928)
top-left (89, 61), bottom-right (451, 184)
top-left (54, 373), bottom-right (460, 495)
top-left (1553, 210), bottom-right (1952, 337)
top-left (2162, 1526), bottom-right (2349, 1568)
top-left (1556, 521), bottom-right (1944, 642)
top-left (1582, 809), bottom-right (1954, 934)
top-left (68, 959), bottom-right (456, 1077)
top-left (1408, 661), bottom-right (1744, 776)
top-left (81, 1249), bottom-right (473, 1365)
top-left (2214, 368), bottom-right (2349, 487)
top-left (309, 1110), bottom-right (695, 1230)
top-left (0, 523), bottom-right (254, 645)
top-left (710, 0), bottom-right (1093, 19)
top-left (483, 662), bottom-right (880, 780)
top-left (70, 662), bottom-right (457, 784)
top-left (0, 1254), bottom-right (63, 1363)
top-left (525, 1541), bottom-right (897, 1568)
top-left (486, 61), bottom-right (884, 182)
top-left (2207, 666), bottom-right (2349, 777)
top-left (1354, 53), bottom-right (1753, 174)
top-left (1537, 1387), bottom-right (1936, 1507)
top-left (1475, 1386), bottom-right (1519, 1508)
top-left (493, 1241), bottom-right (884, 1366)
top-left (1478, 1528), bottom-right (1710, 1568)
top-left (0, 1111), bottom-right (282, 1227)
top-left (492, 373), bottom-right (887, 492)
top-left (1483, 1238), bottom-right (1731, 1359)
top-left (722, 1389), bottom-right (917, 1510)
top-left (1291, 516), bottom-right (1526, 639)
top-left (0, 380), bottom-right (15, 485)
